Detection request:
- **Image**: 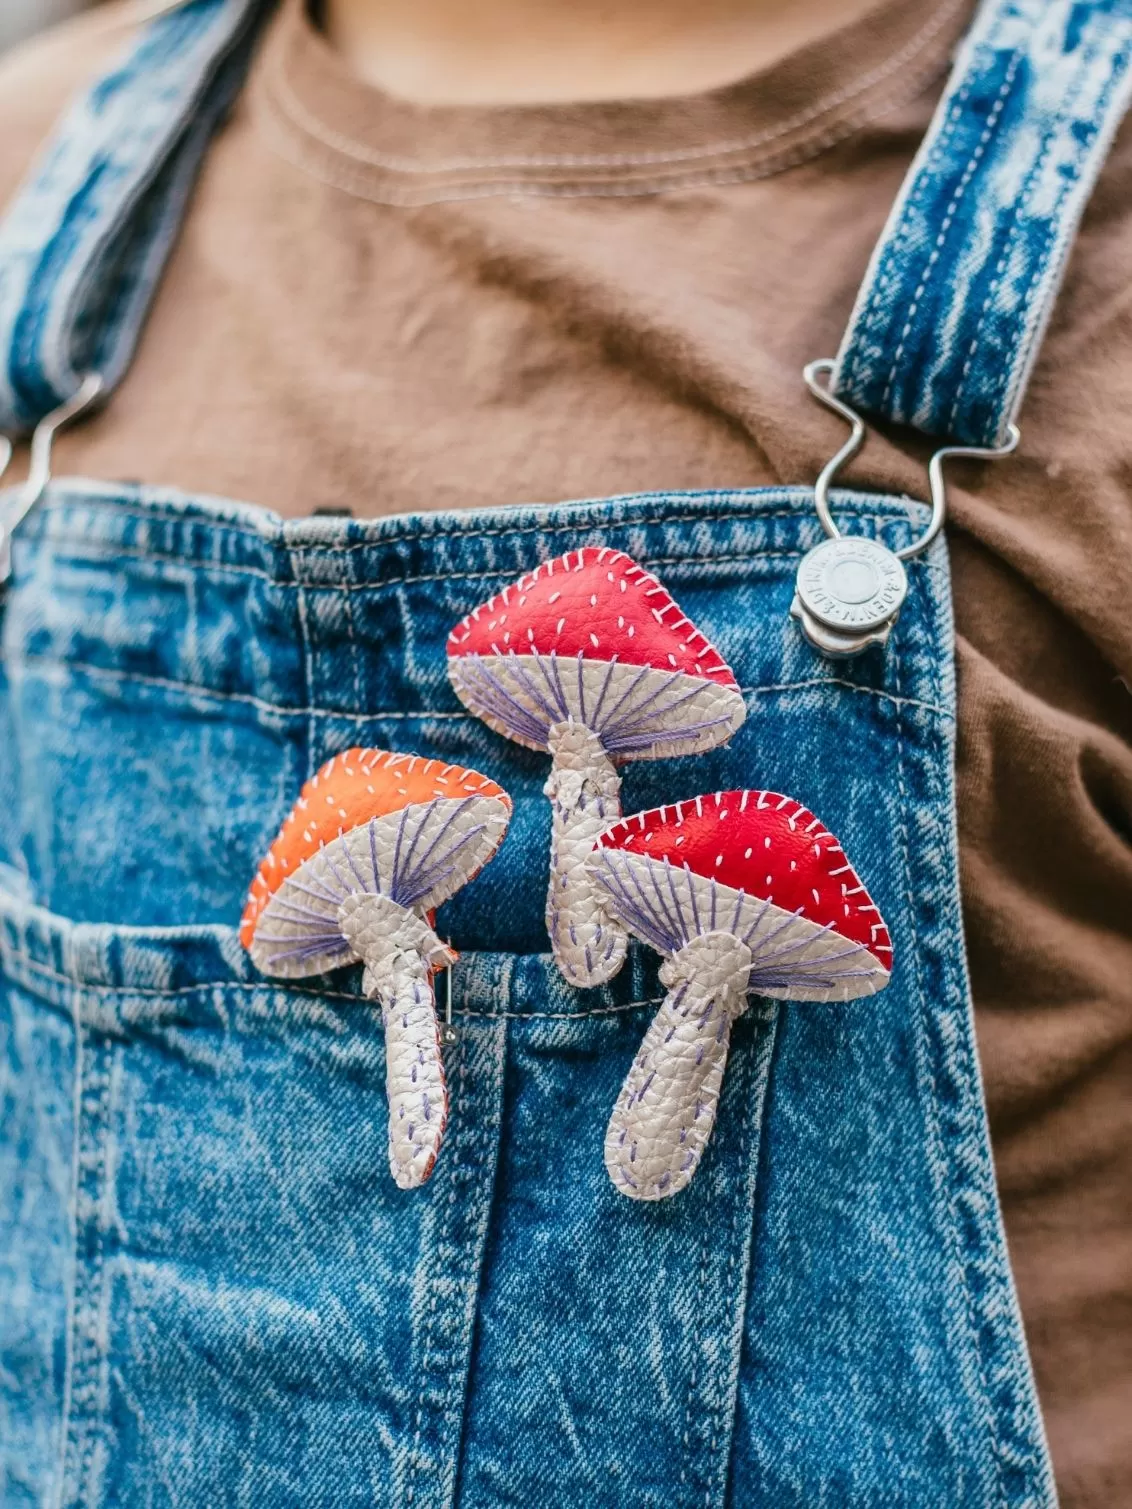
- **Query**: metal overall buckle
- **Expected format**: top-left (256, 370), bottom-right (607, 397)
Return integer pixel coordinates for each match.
top-left (0, 374), bottom-right (104, 585)
top-left (791, 360), bottom-right (1019, 658)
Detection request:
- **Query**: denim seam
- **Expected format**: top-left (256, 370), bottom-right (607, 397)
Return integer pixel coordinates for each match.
top-left (702, 1014), bottom-right (772, 1509)
top-left (17, 529), bottom-right (920, 587)
top-left (1000, 35), bottom-right (1132, 432)
top-left (1, 946), bottom-right (670, 1019)
top-left (290, 558), bottom-right (317, 784)
top-left (60, 1028), bottom-right (115, 1508)
top-left (13, 546), bottom-right (941, 594)
top-left (892, 632), bottom-right (1004, 1505)
top-left (880, 52), bottom-right (1020, 414)
top-left (29, 492), bottom-right (910, 545)
top-left (678, 1176), bottom-right (716, 1500)
top-left (1, 655), bottom-right (952, 722)
top-left (52, 991), bottom-right (84, 1509)
top-left (342, 551), bottom-right (365, 720)
top-left (838, 30), bottom-right (978, 392)
top-left (945, 33), bottom-right (1096, 432)
top-left (23, 488), bottom-right (926, 556)
top-left (439, 1012), bottom-right (504, 1508)
top-left (403, 1032), bottom-right (464, 1508)
top-left (446, 1011), bottom-right (504, 1508)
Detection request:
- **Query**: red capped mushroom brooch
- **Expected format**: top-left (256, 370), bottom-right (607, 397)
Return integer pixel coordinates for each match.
top-left (447, 549), bottom-right (746, 988)
top-left (589, 790), bottom-right (892, 1200)
top-left (240, 749), bottom-right (511, 1190)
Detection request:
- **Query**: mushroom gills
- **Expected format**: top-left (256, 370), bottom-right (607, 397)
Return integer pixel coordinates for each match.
top-left (605, 931), bottom-right (752, 1201)
top-left (242, 751), bottom-right (512, 1191)
top-left (590, 788), bottom-right (892, 1199)
top-left (445, 548), bottom-right (747, 992)
top-left (339, 894), bottom-right (456, 1191)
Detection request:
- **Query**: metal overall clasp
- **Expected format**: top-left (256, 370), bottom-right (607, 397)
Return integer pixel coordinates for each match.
top-left (0, 374), bottom-right (104, 586)
top-left (791, 360), bottom-right (1019, 658)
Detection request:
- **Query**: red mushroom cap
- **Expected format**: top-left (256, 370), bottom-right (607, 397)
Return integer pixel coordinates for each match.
top-left (447, 548), bottom-right (746, 760)
top-left (447, 547), bottom-right (738, 685)
top-left (598, 789), bottom-right (889, 955)
top-left (592, 790), bottom-right (891, 999)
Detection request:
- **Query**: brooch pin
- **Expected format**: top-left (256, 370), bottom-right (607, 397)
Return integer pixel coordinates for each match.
top-left (589, 790), bottom-right (892, 1200)
top-left (447, 548), bottom-right (745, 988)
top-left (241, 749), bottom-right (511, 1189)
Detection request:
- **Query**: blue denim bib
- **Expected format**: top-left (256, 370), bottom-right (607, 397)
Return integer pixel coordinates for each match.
top-left (3, 1), bottom-right (1129, 1503)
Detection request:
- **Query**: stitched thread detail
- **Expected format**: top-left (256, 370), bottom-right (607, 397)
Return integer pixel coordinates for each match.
top-left (2, 653), bottom-right (951, 721)
top-left (403, 1028), bottom-right (464, 1506)
top-left (890, 626), bottom-right (1004, 1505)
top-left (837, 24), bottom-right (982, 393)
top-left (998, 34), bottom-right (1132, 436)
top-left (0, 944), bottom-right (666, 1018)
top-left (946, 23), bottom-right (1121, 435)
top-left (263, 0), bottom-right (962, 179)
top-left (25, 483), bottom-right (923, 553)
top-left (701, 1015), bottom-right (770, 1506)
top-left (22, 512), bottom-right (915, 582)
top-left (878, 50), bottom-right (1021, 414)
top-left (257, 77), bottom-right (947, 209)
top-left (679, 1174), bottom-right (716, 1493)
top-left (52, 1000), bottom-right (85, 1509)
top-left (59, 1031), bottom-right (114, 1506)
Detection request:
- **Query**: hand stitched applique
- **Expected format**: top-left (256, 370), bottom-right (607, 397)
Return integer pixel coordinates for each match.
top-left (447, 548), bottom-right (745, 989)
top-left (589, 790), bottom-right (892, 1201)
top-left (241, 749), bottom-right (511, 1190)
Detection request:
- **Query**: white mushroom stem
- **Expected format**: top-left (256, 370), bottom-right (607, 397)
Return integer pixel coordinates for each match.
top-left (605, 930), bottom-right (753, 1201)
top-left (338, 893), bottom-right (456, 1191)
top-left (544, 720), bottom-right (628, 989)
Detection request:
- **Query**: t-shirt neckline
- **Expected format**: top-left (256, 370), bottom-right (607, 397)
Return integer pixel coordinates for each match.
top-left (256, 0), bottom-right (972, 204)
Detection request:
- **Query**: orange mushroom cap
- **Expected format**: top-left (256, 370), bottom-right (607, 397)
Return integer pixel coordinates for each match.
top-left (240, 748), bottom-right (511, 948)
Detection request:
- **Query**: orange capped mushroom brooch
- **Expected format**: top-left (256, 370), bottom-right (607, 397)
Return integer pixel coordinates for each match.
top-left (241, 749), bottom-right (511, 1190)
top-left (447, 548), bottom-right (746, 989)
top-left (589, 790), bottom-right (892, 1201)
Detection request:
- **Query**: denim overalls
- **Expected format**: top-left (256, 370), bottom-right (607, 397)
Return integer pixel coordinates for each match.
top-left (2, 1), bottom-right (1129, 1504)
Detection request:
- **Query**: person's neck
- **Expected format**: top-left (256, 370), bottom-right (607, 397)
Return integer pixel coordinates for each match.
top-left (319, 0), bottom-right (884, 106)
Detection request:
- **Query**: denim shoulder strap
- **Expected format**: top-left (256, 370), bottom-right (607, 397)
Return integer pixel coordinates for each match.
top-left (0, 0), bottom-right (271, 437)
top-left (833, 0), bottom-right (1132, 447)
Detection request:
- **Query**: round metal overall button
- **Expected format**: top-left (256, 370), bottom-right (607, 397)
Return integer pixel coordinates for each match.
top-left (794, 536), bottom-right (908, 635)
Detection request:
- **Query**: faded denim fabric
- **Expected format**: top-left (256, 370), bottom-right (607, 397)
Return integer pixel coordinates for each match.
top-left (0, 481), bottom-right (1055, 1507)
top-left (5, 0), bottom-right (1117, 1499)
top-left (0, 0), bottom-right (267, 436)
top-left (833, 0), bottom-right (1132, 446)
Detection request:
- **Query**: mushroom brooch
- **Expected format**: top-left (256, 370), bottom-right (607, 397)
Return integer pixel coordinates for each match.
top-left (240, 749), bottom-right (511, 1190)
top-left (589, 790), bottom-right (892, 1201)
top-left (447, 548), bottom-right (746, 989)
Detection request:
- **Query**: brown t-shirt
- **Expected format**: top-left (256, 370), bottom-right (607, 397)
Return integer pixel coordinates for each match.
top-left (2, 1), bottom-right (1130, 1502)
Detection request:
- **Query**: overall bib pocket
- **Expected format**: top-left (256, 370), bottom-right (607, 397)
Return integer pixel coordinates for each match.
top-left (0, 482), bottom-right (1051, 1506)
